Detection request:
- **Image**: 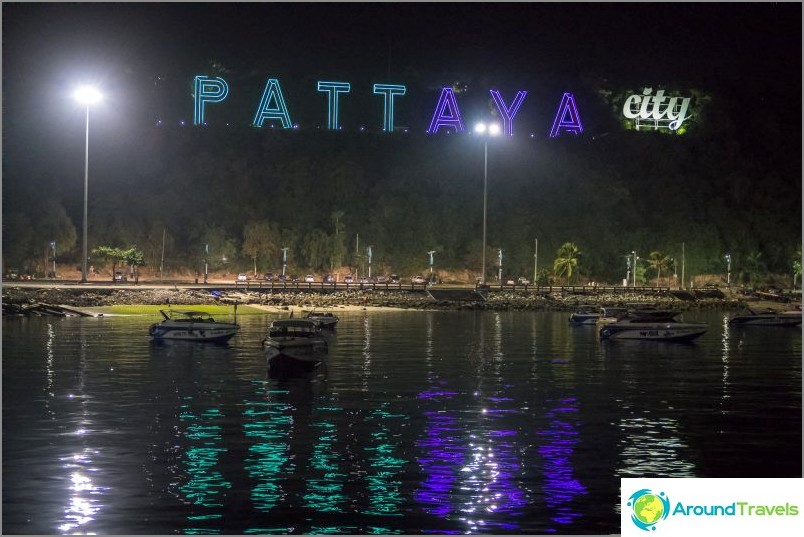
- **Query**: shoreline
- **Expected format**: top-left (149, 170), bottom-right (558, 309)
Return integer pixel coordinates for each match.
top-left (4, 285), bottom-right (780, 314)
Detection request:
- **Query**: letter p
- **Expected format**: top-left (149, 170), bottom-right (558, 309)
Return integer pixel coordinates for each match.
top-left (194, 76), bottom-right (229, 126)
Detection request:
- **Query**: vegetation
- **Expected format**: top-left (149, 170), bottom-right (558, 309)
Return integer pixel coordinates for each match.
top-left (553, 242), bottom-right (581, 285)
top-left (3, 95), bottom-right (801, 285)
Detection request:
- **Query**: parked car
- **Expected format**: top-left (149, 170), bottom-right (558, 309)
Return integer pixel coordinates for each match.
top-left (264, 272), bottom-right (274, 281)
top-left (276, 274), bottom-right (286, 282)
top-left (290, 274), bottom-right (299, 283)
top-left (304, 274), bottom-right (315, 283)
top-left (237, 273), bottom-right (248, 282)
top-left (376, 275), bottom-right (389, 284)
top-left (324, 274), bottom-right (335, 283)
top-left (344, 274), bottom-right (354, 284)
top-left (505, 278), bottom-right (515, 285)
top-left (114, 271), bottom-right (127, 283)
top-left (517, 277), bottom-right (530, 285)
top-left (411, 275), bottom-right (426, 284)
top-left (390, 273), bottom-right (400, 284)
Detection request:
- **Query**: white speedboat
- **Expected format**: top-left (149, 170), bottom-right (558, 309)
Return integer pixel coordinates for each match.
top-left (728, 307), bottom-right (802, 327)
top-left (599, 311), bottom-right (707, 342)
top-left (263, 319), bottom-right (328, 378)
top-left (304, 309), bottom-right (339, 329)
top-left (149, 309), bottom-right (240, 343)
top-left (568, 306), bottom-right (601, 325)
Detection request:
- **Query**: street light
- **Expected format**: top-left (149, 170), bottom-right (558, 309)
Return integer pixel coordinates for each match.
top-left (428, 250), bottom-right (436, 283)
top-left (725, 253), bottom-right (732, 286)
top-left (632, 250), bottom-right (639, 287)
top-left (474, 121), bottom-right (501, 284)
top-left (73, 85), bottom-right (102, 283)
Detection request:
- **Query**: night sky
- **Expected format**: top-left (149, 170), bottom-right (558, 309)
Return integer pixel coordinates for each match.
top-left (2, 1), bottom-right (802, 265)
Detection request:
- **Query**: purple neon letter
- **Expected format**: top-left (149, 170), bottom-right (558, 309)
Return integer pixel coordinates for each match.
top-left (427, 88), bottom-right (464, 134)
top-left (549, 93), bottom-right (583, 138)
top-left (490, 90), bottom-right (527, 136)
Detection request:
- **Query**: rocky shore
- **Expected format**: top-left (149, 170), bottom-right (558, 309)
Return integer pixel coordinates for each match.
top-left (2, 285), bottom-right (746, 312)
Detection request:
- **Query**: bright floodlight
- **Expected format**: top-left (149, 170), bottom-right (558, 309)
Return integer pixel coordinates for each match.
top-left (474, 122), bottom-right (487, 134)
top-left (488, 123), bottom-right (501, 136)
top-left (73, 85), bottom-right (102, 104)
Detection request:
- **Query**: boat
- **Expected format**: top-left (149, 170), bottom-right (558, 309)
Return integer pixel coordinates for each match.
top-left (728, 307), bottom-right (802, 327)
top-left (599, 311), bottom-right (707, 342)
top-left (568, 306), bottom-right (601, 325)
top-left (596, 307), bottom-right (629, 327)
top-left (149, 309), bottom-right (240, 343)
top-left (303, 309), bottom-right (340, 329)
top-left (599, 319), bottom-right (708, 342)
top-left (263, 319), bottom-right (329, 378)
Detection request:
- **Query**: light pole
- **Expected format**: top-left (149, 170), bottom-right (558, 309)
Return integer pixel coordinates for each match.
top-left (428, 250), bottom-right (435, 283)
top-left (204, 244), bottom-right (209, 284)
top-left (497, 248), bottom-right (503, 283)
top-left (367, 245), bottom-right (373, 278)
top-left (50, 241), bottom-right (56, 279)
top-left (281, 247), bottom-right (289, 277)
top-left (74, 85), bottom-right (102, 283)
top-left (725, 253), bottom-right (732, 286)
top-left (474, 122), bottom-right (501, 284)
top-left (632, 251), bottom-right (638, 287)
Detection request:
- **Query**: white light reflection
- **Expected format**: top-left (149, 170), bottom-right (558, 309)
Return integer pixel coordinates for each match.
top-left (361, 313), bottom-right (372, 392)
top-left (720, 314), bottom-right (732, 414)
top-left (615, 411), bottom-right (695, 477)
top-left (57, 323), bottom-right (105, 534)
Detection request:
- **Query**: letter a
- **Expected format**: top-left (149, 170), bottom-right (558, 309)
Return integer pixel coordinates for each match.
top-left (253, 78), bottom-right (293, 128)
top-left (549, 92), bottom-right (584, 137)
top-left (427, 88), bottom-right (464, 134)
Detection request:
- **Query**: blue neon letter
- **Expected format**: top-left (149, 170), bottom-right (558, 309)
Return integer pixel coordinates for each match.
top-left (490, 89), bottom-right (527, 136)
top-left (549, 93), bottom-right (584, 137)
top-left (317, 81), bottom-right (351, 130)
top-left (253, 78), bottom-right (293, 128)
top-left (427, 88), bottom-right (464, 134)
top-left (193, 76), bottom-right (229, 126)
top-left (373, 84), bottom-right (407, 132)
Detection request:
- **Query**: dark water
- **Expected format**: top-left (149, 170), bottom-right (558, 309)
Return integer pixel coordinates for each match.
top-left (2, 310), bottom-right (801, 535)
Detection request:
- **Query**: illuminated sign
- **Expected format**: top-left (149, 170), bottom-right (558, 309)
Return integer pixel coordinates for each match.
top-left (190, 75), bottom-right (696, 137)
top-left (622, 88), bottom-right (691, 132)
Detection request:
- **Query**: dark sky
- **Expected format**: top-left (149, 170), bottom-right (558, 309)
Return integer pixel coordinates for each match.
top-left (2, 2), bottom-right (802, 187)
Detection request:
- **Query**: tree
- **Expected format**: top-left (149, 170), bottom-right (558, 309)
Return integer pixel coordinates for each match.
top-left (330, 210), bottom-right (346, 272)
top-left (792, 246), bottom-right (801, 288)
top-left (739, 251), bottom-right (766, 288)
top-left (242, 220), bottom-right (280, 276)
top-left (647, 251), bottom-right (673, 287)
top-left (91, 246), bottom-right (126, 280)
top-left (553, 242), bottom-right (581, 285)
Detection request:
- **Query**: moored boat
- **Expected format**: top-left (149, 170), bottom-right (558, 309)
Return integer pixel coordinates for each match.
top-left (728, 307), bottom-right (802, 327)
top-left (263, 319), bottom-right (328, 378)
top-left (568, 306), bottom-right (601, 325)
top-left (599, 319), bottom-right (708, 342)
top-left (149, 309), bottom-right (240, 343)
top-left (304, 309), bottom-right (339, 329)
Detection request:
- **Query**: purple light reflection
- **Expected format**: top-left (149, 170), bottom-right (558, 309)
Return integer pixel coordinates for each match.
top-left (415, 411), bottom-right (464, 516)
top-left (537, 397), bottom-right (587, 528)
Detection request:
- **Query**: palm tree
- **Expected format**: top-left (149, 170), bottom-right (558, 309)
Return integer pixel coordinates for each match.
top-left (647, 251), bottom-right (672, 287)
top-left (793, 245), bottom-right (802, 289)
top-left (553, 242), bottom-right (580, 285)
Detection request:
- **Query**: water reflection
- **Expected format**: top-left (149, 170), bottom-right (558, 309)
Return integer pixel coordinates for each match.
top-left (615, 410), bottom-right (695, 477)
top-left (537, 397), bottom-right (587, 528)
top-left (58, 322), bottom-right (107, 535)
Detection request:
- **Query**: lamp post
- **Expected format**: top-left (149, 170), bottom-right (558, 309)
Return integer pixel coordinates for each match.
top-left (497, 248), bottom-right (503, 283)
top-left (428, 250), bottom-right (435, 283)
top-left (204, 244), bottom-right (209, 284)
top-left (632, 251), bottom-right (638, 287)
top-left (474, 122), bottom-right (501, 284)
top-left (367, 245), bottom-right (373, 278)
top-left (725, 253), bottom-right (732, 286)
top-left (50, 241), bottom-right (56, 279)
top-left (281, 247), bottom-right (289, 278)
top-left (74, 86), bottom-right (102, 283)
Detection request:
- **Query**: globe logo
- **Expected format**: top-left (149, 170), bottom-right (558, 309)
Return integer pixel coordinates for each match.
top-left (627, 489), bottom-right (670, 531)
